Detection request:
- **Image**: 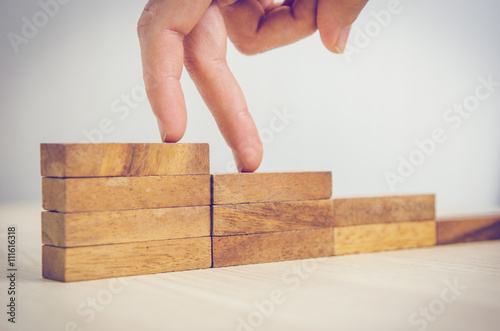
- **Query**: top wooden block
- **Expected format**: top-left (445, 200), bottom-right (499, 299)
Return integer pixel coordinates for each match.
top-left (212, 172), bottom-right (332, 205)
top-left (333, 194), bottom-right (435, 226)
top-left (40, 143), bottom-right (209, 177)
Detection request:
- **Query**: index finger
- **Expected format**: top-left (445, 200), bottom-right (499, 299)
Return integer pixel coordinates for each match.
top-left (137, 0), bottom-right (211, 141)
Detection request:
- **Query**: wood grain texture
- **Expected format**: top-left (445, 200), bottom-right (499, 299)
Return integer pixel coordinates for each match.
top-left (40, 143), bottom-right (209, 177)
top-left (213, 200), bottom-right (334, 236)
top-left (334, 220), bottom-right (436, 255)
top-left (42, 206), bottom-right (210, 247)
top-left (212, 228), bottom-right (335, 267)
top-left (42, 175), bottom-right (210, 212)
top-left (437, 215), bottom-right (500, 245)
top-left (212, 172), bottom-right (332, 205)
top-left (42, 237), bottom-right (212, 282)
top-left (333, 195), bottom-right (435, 226)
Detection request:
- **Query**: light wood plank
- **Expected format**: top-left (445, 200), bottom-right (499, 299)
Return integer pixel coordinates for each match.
top-left (212, 172), bottom-right (332, 205)
top-left (212, 228), bottom-right (335, 267)
top-left (334, 220), bottom-right (436, 255)
top-left (42, 206), bottom-right (210, 247)
top-left (40, 143), bottom-right (209, 177)
top-left (333, 195), bottom-right (435, 226)
top-left (42, 175), bottom-right (211, 212)
top-left (213, 200), bottom-right (333, 236)
top-left (42, 237), bottom-right (212, 282)
top-left (437, 215), bottom-right (500, 245)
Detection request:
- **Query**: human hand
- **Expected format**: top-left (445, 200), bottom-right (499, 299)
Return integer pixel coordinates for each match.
top-left (138, 0), bottom-right (368, 171)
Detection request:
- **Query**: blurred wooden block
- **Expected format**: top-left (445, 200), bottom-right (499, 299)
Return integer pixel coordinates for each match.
top-left (42, 175), bottom-right (210, 212)
top-left (42, 206), bottom-right (210, 247)
top-left (42, 237), bottom-right (211, 282)
top-left (213, 200), bottom-right (333, 236)
top-left (333, 195), bottom-right (435, 226)
top-left (212, 228), bottom-right (335, 267)
top-left (212, 172), bottom-right (332, 205)
top-left (437, 215), bottom-right (500, 245)
top-left (40, 143), bottom-right (209, 177)
top-left (334, 220), bottom-right (436, 255)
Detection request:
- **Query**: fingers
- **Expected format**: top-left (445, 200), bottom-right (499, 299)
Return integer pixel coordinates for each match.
top-left (138, 0), bottom-right (262, 170)
top-left (137, 0), bottom-right (211, 142)
top-left (184, 3), bottom-right (263, 171)
top-left (219, 0), bottom-right (318, 55)
top-left (317, 0), bottom-right (368, 53)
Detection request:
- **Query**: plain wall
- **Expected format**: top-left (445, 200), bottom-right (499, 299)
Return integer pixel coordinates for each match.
top-left (1, 0), bottom-right (499, 215)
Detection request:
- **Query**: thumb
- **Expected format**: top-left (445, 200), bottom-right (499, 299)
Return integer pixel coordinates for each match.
top-left (317, 0), bottom-right (368, 53)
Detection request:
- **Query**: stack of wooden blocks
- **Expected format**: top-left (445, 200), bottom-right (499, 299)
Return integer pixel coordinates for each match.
top-left (332, 195), bottom-right (436, 255)
top-left (40, 143), bottom-right (500, 282)
top-left (212, 172), bottom-right (336, 267)
top-left (41, 143), bottom-right (212, 282)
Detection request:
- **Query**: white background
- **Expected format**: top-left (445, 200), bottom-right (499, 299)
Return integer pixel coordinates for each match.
top-left (0, 0), bottom-right (499, 214)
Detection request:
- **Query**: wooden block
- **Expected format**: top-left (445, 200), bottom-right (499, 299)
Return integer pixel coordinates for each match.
top-left (40, 143), bottom-right (209, 177)
top-left (334, 220), bottom-right (436, 256)
top-left (213, 200), bottom-right (333, 236)
top-left (212, 172), bottom-right (332, 205)
top-left (212, 228), bottom-right (335, 267)
top-left (42, 175), bottom-right (210, 212)
top-left (42, 237), bottom-right (211, 282)
top-left (437, 215), bottom-right (500, 245)
top-left (333, 195), bottom-right (435, 226)
top-left (42, 206), bottom-right (210, 247)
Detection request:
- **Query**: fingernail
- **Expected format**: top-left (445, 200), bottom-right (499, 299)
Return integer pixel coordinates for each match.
top-left (334, 25), bottom-right (352, 54)
top-left (157, 118), bottom-right (167, 142)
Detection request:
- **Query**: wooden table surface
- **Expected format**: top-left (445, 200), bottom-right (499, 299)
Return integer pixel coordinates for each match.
top-left (1, 203), bottom-right (499, 331)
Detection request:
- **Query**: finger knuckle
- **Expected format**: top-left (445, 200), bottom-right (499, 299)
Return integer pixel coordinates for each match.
top-left (231, 37), bottom-right (261, 55)
top-left (137, 1), bottom-right (164, 35)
